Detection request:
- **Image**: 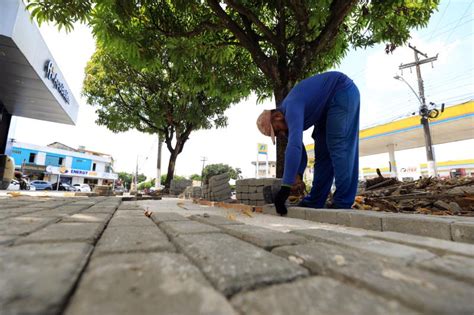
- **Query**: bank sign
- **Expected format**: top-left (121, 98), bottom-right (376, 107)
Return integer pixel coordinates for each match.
top-left (44, 60), bottom-right (70, 104)
top-left (46, 166), bottom-right (118, 180)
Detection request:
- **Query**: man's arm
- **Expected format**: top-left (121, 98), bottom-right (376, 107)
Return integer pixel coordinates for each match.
top-left (298, 144), bottom-right (307, 176)
top-left (282, 105), bottom-right (304, 186)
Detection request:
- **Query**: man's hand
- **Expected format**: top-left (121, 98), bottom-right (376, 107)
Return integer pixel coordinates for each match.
top-left (274, 186), bottom-right (291, 216)
top-left (291, 174), bottom-right (306, 198)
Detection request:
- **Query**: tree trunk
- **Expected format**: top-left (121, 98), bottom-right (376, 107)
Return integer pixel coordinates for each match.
top-left (164, 149), bottom-right (179, 189)
top-left (274, 84), bottom-right (292, 178)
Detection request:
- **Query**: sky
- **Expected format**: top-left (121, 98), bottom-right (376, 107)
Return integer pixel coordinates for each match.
top-left (9, 0), bottom-right (474, 180)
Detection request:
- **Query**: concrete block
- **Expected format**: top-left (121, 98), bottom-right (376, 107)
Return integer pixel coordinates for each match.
top-left (348, 211), bottom-right (383, 231)
top-left (65, 253), bottom-right (236, 315)
top-left (451, 222), bottom-right (474, 244)
top-left (189, 214), bottom-right (244, 227)
top-left (0, 242), bottom-right (92, 315)
top-left (287, 207), bottom-right (306, 220)
top-left (113, 210), bottom-right (145, 217)
top-left (256, 186), bottom-right (264, 193)
top-left (231, 276), bottom-right (415, 315)
top-left (173, 233), bottom-right (308, 296)
top-left (219, 224), bottom-right (306, 250)
top-left (262, 204), bottom-right (276, 215)
top-left (82, 205), bottom-right (117, 214)
top-left (367, 231), bottom-right (474, 258)
top-left (61, 213), bottom-right (112, 224)
top-left (305, 208), bottom-right (353, 226)
top-left (415, 255), bottom-right (474, 284)
top-left (0, 216), bottom-right (57, 236)
top-left (273, 242), bottom-right (474, 314)
top-left (17, 222), bottom-right (104, 245)
top-left (255, 200), bottom-right (266, 206)
top-left (292, 229), bottom-right (436, 264)
top-left (94, 226), bottom-right (175, 256)
top-left (210, 172), bottom-right (230, 182)
top-left (382, 215), bottom-right (454, 240)
top-left (107, 216), bottom-right (156, 227)
top-left (160, 220), bottom-right (221, 238)
top-left (150, 212), bottom-right (189, 224)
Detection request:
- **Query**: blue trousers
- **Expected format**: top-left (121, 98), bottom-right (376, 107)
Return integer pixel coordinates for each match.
top-left (302, 84), bottom-right (360, 209)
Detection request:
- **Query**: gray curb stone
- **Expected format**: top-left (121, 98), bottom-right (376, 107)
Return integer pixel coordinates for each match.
top-left (65, 253), bottom-right (237, 315)
top-left (382, 215), bottom-right (454, 240)
top-left (231, 276), bottom-right (416, 315)
top-left (173, 233), bottom-right (309, 296)
top-left (189, 214), bottom-right (244, 227)
top-left (273, 242), bottom-right (474, 314)
top-left (451, 221), bottom-right (474, 244)
top-left (414, 255), bottom-right (474, 284)
top-left (0, 242), bottom-right (93, 315)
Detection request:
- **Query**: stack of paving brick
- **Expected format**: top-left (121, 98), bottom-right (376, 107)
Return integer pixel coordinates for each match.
top-left (183, 186), bottom-right (202, 199)
top-left (236, 178), bottom-right (281, 206)
top-left (201, 173), bottom-right (232, 202)
top-left (169, 179), bottom-right (192, 196)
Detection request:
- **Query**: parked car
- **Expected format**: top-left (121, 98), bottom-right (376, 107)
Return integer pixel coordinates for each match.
top-left (30, 180), bottom-right (52, 190)
top-left (52, 182), bottom-right (76, 191)
top-left (7, 179), bottom-right (20, 191)
top-left (73, 184), bottom-right (91, 192)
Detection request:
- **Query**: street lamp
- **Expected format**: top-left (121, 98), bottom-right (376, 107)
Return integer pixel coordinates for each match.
top-left (393, 74), bottom-right (438, 177)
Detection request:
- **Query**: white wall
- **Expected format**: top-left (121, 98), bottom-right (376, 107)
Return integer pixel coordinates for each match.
top-left (36, 152), bottom-right (46, 165)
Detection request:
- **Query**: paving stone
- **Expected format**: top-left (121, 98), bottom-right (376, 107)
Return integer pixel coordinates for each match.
top-left (65, 252), bottom-right (236, 315)
top-left (305, 208), bottom-right (353, 225)
top-left (112, 210), bottom-right (145, 217)
top-left (160, 220), bottom-right (221, 237)
top-left (107, 216), bottom-right (156, 227)
top-left (0, 216), bottom-right (57, 235)
top-left (94, 225), bottom-right (175, 256)
top-left (451, 221), bottom-right (474, 244)
top-left (273, 242), bottom-right (474, 314)
top-left (287, 206), bottom-right (306, 219)
top-left (82, 205), bottom-right (117, 214)
top-left (0, 235), bottom-right (17, 245)
top-left (17, 222), bottom-right (104, 245)
top-left (219, 224), bottom-right (307, 250)
top-left (117, 204), bottom-right (143, 210)
top-left (173, 233), bottom-right (309, 296)
top-left (382, 215), bottom-right (454, 240)
top-left (367, 231), bottom-right (474, 258)
top-left (150, 212), bottom-right (189, 224)
top-left (415, 255), bottom-right (474, 284)
top-left (61, 213), bottom-right (112, 223)
top-left (348, 211), bottom-right (384, 230)
top-left (231, 276), bottom-right (416, 315)
top-left (189, 214), bottom-right (244, 227)
top-left (0, 242), bottom-right (93, 315)
top-left (292, 229), bottom-right (436, 264)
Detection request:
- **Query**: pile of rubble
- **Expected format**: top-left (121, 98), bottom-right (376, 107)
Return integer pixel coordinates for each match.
top-left (355, 176), bottom-right (474, 216)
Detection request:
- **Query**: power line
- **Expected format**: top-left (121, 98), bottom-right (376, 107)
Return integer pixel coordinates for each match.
top-left (445, 0), bottom-right (473, 43)
top-left (429, 0), bottom-right (451, 41)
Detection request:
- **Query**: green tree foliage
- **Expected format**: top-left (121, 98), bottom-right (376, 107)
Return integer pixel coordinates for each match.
top-left (118, 171), bottom-right (146, 189)
top-left (27, 0), bottom-right (439, 176)
top-left (202, 163), bottom-right (241, 184)
top-left (83, 48), bottom-right (245, 188)
top-left (189, 174), bottom-right (202, 181)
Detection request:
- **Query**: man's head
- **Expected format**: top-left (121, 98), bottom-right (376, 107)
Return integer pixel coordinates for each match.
top-left (256, 110), bottom-right (288, 144)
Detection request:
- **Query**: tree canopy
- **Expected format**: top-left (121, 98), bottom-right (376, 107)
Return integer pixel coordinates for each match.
top-left (83, 48), bottom-right (246, 187)
top-left (28, 0), bottom-right (440, 176)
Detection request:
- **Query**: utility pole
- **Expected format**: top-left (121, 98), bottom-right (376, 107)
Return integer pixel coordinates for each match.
top-left (200, 156), bottom-right (207, 187)
top-left (156, 136), bottom-right (162, 189)
top-left (134, 155), bottom-right (138, 192)
top-left (398, 44), bottom-right (439, 177)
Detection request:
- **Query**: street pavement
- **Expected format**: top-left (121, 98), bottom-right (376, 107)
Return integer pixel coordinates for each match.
top-left (1, 196), bottom-right (474, 314)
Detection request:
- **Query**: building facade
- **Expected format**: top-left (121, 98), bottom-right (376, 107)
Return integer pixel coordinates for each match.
top-left (251, 161), bottom-right (277, 178)
top-left (6, 140), bottom-right (118, 188)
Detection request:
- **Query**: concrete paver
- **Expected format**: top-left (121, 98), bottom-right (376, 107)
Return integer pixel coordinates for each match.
top-left (66, 253), bottom-right (237, 315)
top-left (231, 276), bottom-right (416, 315)
top-left (2, 196), bottom-right (474, 314)
top-left (173, 233), bottom-right (309, 296)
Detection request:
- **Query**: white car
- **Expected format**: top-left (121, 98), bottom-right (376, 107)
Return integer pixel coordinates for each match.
top-left (73, 184), bottom-right (91, 192)
top-left (7, 180), bottom-right (20, 191)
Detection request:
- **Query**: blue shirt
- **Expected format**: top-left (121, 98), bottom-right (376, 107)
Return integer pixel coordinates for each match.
top-left (279, 71), bottom-right (353, 185)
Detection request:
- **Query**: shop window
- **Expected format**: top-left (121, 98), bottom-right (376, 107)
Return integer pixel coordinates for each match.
top-left (58, 157), bottom-right (64, 166)
top-left (92, 163), bottom-right (96, 171)
top-left (28, 153), bottom-right (36, 163)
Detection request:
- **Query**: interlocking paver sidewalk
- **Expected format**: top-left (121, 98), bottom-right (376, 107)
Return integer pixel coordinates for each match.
top-left (1, 196), bottom-right (474, 315)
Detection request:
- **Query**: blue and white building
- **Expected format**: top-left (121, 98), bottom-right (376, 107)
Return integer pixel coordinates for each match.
top-left (5, 140), bottom-right (118, 188)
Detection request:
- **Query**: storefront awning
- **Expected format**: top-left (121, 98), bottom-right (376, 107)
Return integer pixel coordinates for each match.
top-left (0, 0), bottom-right (78, 124)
